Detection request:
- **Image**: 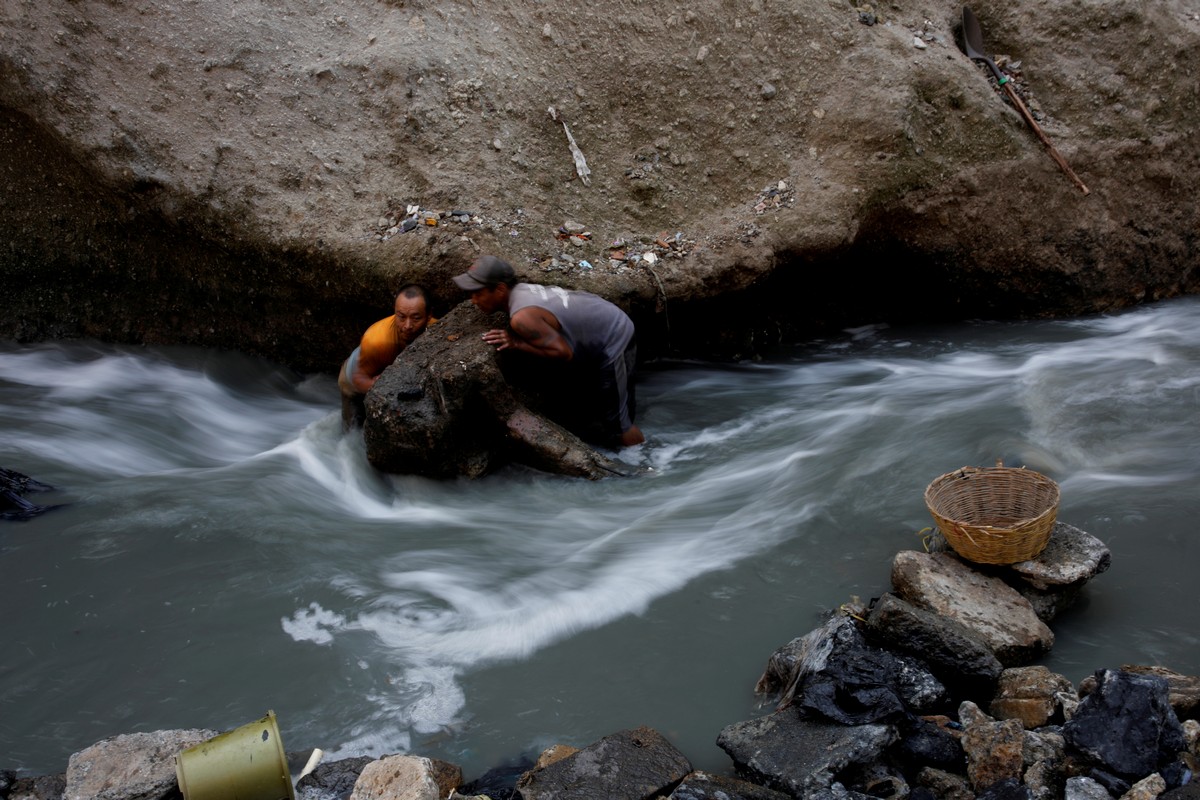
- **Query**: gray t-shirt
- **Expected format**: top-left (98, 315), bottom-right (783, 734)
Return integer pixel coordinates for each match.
top-left (507, 283), bottom-right (634, 365)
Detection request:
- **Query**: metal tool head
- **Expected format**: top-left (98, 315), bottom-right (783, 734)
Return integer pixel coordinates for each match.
top-left (962, 7), bottom-right (1008, 84)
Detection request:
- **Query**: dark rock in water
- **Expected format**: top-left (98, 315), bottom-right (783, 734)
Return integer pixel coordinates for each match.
top-left (716, 709), bottom-right (897, 797)
top-left (295, 755), bottom-right (375, 800)
top-left (759, 615), bottom-right (945, 725)
top-left (514, 726), bottom-right (691, 800)
top-left (1, 466), bottom-right (61, 521)
top-left (459, 755), bottom-right (535, 800)
top-left (1081, 665), bottom-right (1200, 722)
top-left (8, 773), bottom-right (66, 800)
top-left (1, 467), bottom-right (55, 494)
top-left (976, 777), bottom-right (1033, 799)
top-left (797, 617), bottom-right (946, 724)
top-left (864, 592), bottom-right (1002, 700)
top-left (0, 769), bottom-right (16, 797)
top-left (667, 770), bottom-right (791, 799)
top-left (363, 304), bottom-right (631, 480)
top-left (1064, 668), bottom-right (1187, 780)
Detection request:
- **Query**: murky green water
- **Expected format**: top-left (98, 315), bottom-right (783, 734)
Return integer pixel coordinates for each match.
top-left (2, 297), bottom-right (1198, 779)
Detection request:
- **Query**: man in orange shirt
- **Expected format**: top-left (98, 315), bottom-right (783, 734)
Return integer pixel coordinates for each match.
top-left (338, 284), bottom-right (431, 431)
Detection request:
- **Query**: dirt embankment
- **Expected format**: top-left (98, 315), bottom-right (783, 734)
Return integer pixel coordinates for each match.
top-left (2, 0), bottom-right (1198, 370)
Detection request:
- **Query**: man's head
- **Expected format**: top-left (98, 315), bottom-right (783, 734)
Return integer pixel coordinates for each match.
top-left (393, 284), bottom-right (430, 340)
top-left (453, 255), bottom-right (516, 314)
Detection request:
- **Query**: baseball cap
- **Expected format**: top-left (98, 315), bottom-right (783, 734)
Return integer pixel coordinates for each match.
top-left (453, 255), bottom-right (516, 291)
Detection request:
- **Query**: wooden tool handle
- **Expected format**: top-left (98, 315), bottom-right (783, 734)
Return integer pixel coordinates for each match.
top-left (1001, 82), bottom-right (1090, 195)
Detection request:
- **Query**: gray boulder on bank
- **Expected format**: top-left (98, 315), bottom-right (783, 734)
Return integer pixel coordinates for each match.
top-left (1081, 665), bottom-right (1200, 723)
top-left (1064, 668), bottom-right (1187, 781)
top-left (756, 615), bottom-right (946, 725)
top-left (864, 591), bottom-right (1004, 699)
top-left (923, 522), bottom-right (1113, 623)
top-left (64, 729), bottom-right (217, 800)
top-left (891, 550), bottom-right (1055, 666)
top-left (347, 754), bottom-right (461, 800)
top-left (716, 712), bottom-right (897, 798)
top-left (362, 304), bottom-right (632, 479)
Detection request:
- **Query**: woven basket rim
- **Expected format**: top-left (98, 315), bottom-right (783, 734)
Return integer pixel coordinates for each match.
top-left (923, 464), bottom-right (1060, 564)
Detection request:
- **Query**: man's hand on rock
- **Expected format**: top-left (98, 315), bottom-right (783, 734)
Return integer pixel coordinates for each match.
top-left (482, 328), bottom-right (513, 350)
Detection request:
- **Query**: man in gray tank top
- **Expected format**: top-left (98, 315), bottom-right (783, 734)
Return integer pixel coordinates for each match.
top-left (454, 255), bottom-right (645, 447)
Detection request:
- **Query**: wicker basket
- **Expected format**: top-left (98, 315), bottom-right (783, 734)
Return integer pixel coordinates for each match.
top-left (924, 465), bottom-right (1060, 564)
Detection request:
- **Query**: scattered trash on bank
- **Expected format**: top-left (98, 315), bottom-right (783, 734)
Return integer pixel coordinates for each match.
top-left (370, 205), bottom-right (480, 242)
top-left (366, 171), bottom-right (797, 280)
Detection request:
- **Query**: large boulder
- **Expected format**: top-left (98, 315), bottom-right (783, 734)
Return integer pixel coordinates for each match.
top-left (891, 551), bottom-right (1054, 665)
top-left (362, 303), bottom-right (633, 478)
top-left (1064, 668), bottom-right (1187, 780)
top-left (1081, 665), bottom-right (1200, 723)
top-left (64, 728), bottom-right (217, 800)
top-left (864, 592), bottom-right (1003, 700)
top-left (1005, 522), bottom-right (1112, 620)
top-left (760, 615), bottom-right (946, 724)
top-left (348, 754), bottom-right (461, 800)
top-left (1, 466), bottom-right (59, 521)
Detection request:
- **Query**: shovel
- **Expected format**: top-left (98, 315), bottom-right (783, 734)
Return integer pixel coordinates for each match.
top-left (962, 6), bottom-right (1089, 195)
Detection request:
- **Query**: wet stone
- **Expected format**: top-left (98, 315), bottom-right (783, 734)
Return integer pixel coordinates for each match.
top-left (717, 710), bottom-right (897, 797)
top-left (515, 726), bottom-right (691, 800)
top-left (989, 665), bottom-right (1076, 729)
top-left (891, 551), bottom-right (1054, 666)
top-left (1008, 522), bottom-right (1111, 590)
top-left (1065, 669), bottom-right (1186, 780)
top-left (65, 728), bottom-right (218, 800)
top-left (958, 702), bottom-right (1026, 792)
top-left (1064, 776), bottom-right (1112, 800)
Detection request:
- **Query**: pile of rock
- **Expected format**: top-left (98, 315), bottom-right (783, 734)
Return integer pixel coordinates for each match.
top-left (6, 522), bottom-right (1199, 800)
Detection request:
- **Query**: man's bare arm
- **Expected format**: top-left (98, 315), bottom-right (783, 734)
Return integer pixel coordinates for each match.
top-left (482, 307), bottom-right (573, 360)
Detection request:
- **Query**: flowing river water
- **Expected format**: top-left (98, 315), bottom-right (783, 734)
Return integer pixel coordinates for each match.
top-left (2, 296), bottom-right (1199, 779)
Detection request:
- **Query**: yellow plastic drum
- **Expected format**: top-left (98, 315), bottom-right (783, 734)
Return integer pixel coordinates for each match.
top-left (175, 711), bottom-right (295, 800)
